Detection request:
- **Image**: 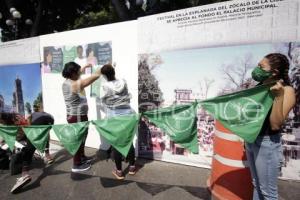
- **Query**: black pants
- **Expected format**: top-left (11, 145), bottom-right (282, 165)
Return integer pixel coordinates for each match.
top-left (113, 145), bottom-right (135, 170)
top-left (44, 135), bottom-right (50, 154)
top-left (21, 139), bottom-right (36, 171)
top-left (20, 136), bottom-right (50, 172)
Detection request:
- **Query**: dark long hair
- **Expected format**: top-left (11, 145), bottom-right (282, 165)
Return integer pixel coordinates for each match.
top-left (62, 62), bottom-right (81, 79)
top-left (86, 47), bottom-right (94, 57)
top-left (101, 64), bottom-right (116, 81)
top-left (265, 53), bottom-right (291, 85)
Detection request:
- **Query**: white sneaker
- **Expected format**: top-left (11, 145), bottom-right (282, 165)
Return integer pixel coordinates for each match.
top-left (10, 174), bottom-right (32, 193)
top-left (71, 162), bottom-right (91, 173)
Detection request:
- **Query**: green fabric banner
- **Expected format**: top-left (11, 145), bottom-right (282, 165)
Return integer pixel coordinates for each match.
top-left (199, 84), bottom-right (274, 143)
top-left (0, 84), bottom-right (274, 155)
top-left (22, 125), bottom-right (52, 152)
top-left (52, 122), bottom-right (89, 155)
top-left (0, 126), bottom-right (18, 151)
top-left (92, 114), bottom-right (140, 157)
top-left (143, 103), bottom-right (199, 154)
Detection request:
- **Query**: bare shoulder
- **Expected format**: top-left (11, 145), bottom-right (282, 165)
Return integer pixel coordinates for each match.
top-left (284, 86), bottom-right (295, 95)
top-left (283, 86), bottom-right (296, 109)
top-left (71, 79), bottom-right (81, 92)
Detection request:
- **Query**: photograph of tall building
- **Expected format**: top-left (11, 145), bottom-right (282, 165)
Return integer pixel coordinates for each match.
top-left (0, 63), bottom-right (42, 117)
top-left (12, 77), bottom-right (25, 115)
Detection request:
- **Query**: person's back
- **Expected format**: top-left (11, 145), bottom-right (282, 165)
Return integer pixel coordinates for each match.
top-left (30, 111), bottom-right (54, 125)
top-left (62, 79), bottom-right (89, 116)
top-left (100, 79), bottom-right (131, 109)
top-left (100, 64), bottom-right (136, 180)
top-left (28, 107), bottom-right (55, 166)
top-left (61, 61), bottom-right (101, 173)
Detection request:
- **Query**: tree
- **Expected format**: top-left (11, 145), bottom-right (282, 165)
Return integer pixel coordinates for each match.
top-left (219, 53), bottom-right (256, 95)
top-left (25, 102), bottom-right (32, 115)
top-left (199, 78), bottom-right (215, 99)
top-left (110, 0), bottom-right (232, 20)
top-left (73, 9), bottom-right (118, 29)
top-left (0, 0), bottom-right (115, 41)
top-left (138, 54), bottom-right (164, 112)
top-left (287, 42), bottom-right (300, 127)
top-left (0, 0), bottom-right (233, 42)
top-left (72, 0), bottom-right (118, 29)
top-left (33, 92), bottom-right (43, 110)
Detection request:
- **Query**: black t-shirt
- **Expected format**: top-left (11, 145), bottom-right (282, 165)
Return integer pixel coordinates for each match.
top-left (256, 82), bottom-right (282, 135)
top-left (259, 108), bottom-right (280, 135)
top-left (31, 112), bottom-right (54, 125)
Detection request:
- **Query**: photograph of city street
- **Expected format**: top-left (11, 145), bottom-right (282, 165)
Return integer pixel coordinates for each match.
top-left (138, 42), bottom-right (300, 179)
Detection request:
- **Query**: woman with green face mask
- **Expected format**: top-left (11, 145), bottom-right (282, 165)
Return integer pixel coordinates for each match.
top-left (246, 53), bottom-right (296, 200)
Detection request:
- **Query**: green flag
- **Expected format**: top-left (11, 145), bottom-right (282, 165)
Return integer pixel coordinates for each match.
top-left (52, 122), bottom-right (89, 155)
top-left (199, 84), bottom-right (274, 143)
top-left (143, 103), bottom-right (199, 154)
top-left (92, 114), bottom-right (140, 157)
top-left (0, 126), bottom-right (18, 151)
top-left (22, 125), bottom-right (52, 152)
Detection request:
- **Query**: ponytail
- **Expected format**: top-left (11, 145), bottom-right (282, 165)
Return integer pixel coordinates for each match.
top-left (265, 53), bottom-right (291, 85)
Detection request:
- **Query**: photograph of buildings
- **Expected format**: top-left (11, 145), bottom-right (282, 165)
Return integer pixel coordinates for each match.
top-left (138, 42), bottom-right (300, 179)
top-left (0, 63), bottom-right (42, 117)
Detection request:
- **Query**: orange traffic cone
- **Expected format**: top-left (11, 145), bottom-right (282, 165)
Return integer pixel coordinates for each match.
top-left (207, 121), bottom-right (253, 200)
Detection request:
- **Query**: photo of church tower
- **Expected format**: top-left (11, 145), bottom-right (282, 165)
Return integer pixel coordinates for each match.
top-left (12, 77), bottom-right (25, 116)
top-left (0, 63), bottom-right (41, 116)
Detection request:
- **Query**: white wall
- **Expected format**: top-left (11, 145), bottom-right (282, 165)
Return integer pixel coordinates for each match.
top-left (138, 0), bottom-right (300, 53)
top-left (0, 37), bottom-right (40, 65)
top-left (39, 21), bottom-right (138, 149)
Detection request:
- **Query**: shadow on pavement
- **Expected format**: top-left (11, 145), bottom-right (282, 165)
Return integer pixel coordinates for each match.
top-left (100, 177), bottom-right (210, 199)
top-left (70, 172), bottom-right (97, 181)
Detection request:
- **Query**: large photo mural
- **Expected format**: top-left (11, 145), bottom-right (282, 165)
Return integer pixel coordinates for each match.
top-left (138, 42), bottom-right (300, 179)
top-left (42, 41), bottom-right (112, 98)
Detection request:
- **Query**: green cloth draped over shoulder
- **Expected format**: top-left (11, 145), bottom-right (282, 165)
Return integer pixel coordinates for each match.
top-left (199, 83), bottom-right (274, 143)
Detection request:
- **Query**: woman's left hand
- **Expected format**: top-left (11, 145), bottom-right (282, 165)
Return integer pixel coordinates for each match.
top-left (270, 80), bottom-right (284, 97)
top-left (85, 63), bottom-right (92, 68)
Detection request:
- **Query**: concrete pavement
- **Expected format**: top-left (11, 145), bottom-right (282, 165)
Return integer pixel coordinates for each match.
top-left (0, 145), bottom-right (299, 200)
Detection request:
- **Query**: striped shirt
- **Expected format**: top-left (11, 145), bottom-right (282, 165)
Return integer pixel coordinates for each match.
top-left (62, 79), bottom-right (88, 115)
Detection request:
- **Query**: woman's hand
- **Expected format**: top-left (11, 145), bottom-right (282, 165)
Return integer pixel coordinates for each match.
top-left (80, 63), bottom-right (92, 73)
top-left (94, 67), bottom-right (101, 76)
top-left (76, 66), bottom-right (101, 90)
top-left (270, 80), bottom-right (284, 97)
top-left (85, 63), bottom-right (92, 68)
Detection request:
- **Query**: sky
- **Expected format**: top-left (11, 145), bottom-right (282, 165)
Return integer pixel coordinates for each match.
top-left (0, 63), bottom-right (42, 109)
top-left (152, 43), bottom-right (283, 103)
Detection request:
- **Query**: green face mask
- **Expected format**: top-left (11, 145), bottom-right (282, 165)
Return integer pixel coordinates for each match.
top-left (251, 67), bottom-right (272, 82)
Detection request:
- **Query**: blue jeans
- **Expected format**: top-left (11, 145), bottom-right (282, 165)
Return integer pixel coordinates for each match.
top-left (245, 134), bottom-right (282, 200)
top-left (106, 107), bottom-right (134, 118)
